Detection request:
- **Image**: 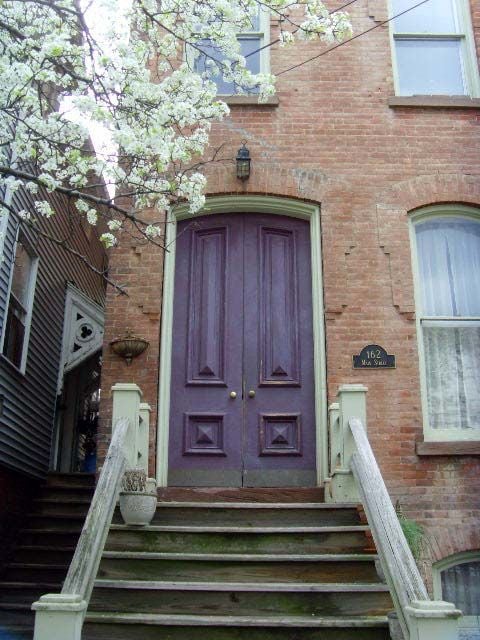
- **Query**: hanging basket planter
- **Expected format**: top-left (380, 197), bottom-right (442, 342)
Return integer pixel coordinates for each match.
top-left (110, 330), bottom-right (149, 365)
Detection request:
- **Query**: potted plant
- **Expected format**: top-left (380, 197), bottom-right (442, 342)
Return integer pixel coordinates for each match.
top-left (119, 469), bottom-right (157, 526)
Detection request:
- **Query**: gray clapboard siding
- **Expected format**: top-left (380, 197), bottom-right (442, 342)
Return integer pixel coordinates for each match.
top-left (0, 181), bottom-right (106, 478)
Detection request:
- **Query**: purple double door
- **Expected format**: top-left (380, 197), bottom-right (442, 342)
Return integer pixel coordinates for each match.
top-left (168, 213), bottom-right (316, 487)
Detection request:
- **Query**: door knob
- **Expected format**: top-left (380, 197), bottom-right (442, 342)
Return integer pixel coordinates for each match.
top-left (248, 389), bottom-right (256, 398)
top-left (229, 391), bottom-right (237, 399)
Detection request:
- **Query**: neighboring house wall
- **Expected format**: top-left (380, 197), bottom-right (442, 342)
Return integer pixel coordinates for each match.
top-left (100, 0), bottom-right (480, 597)
top-left (0, 185), bottom-right (106, 478)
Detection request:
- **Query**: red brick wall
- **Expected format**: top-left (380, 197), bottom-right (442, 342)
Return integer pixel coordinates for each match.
top-left (100, 0), bottom-right (480, 584)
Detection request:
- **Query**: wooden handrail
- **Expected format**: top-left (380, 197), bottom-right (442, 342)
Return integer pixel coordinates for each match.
top-left (348, 416), bottom-right (428, 639)
top-left (61, 416), bottom-right (131, 604)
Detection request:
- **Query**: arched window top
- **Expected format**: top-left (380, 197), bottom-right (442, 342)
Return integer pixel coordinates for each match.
top-left (433, 552), bottom-right (480, 627)
top-left (414, 215), bottom-right (480, 317)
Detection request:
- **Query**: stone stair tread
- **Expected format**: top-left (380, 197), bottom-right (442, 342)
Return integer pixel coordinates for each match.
top-left (86, 612), bottom-right (389, 627)
top-left (109, 524), bottom-right (369, 533)
top-left (20, 527), bottom-right (83, 534)
top-left (94, 579), bottom-right (390, 592)
top-left (6, 563), bottom-right (69, 570)
top-left (0, 602), bottom-right (33, 610)
top-left (155, 502), bottom-right (359, 509)
top-left (28, 513), bottom-right (86, 520)
top-left (101, 551), bottom-right (377, 562)
top-left (16, 545), bottom-right (76, 551)
top-left (34, 497), bottom-right (92, 504)
top-left (0, 581), bottom-right (61, 589)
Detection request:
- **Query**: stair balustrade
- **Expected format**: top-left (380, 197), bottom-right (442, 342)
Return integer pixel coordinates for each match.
top-left (326, 384), bottom-right (462, 640)
top-left (32, 383), bottom-right (149, 640)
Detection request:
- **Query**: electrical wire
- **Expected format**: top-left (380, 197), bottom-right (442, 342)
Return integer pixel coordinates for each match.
top-left (276, 0), bottom-right (433, 76)
top-left (244, 0), bottom-right (364, 59)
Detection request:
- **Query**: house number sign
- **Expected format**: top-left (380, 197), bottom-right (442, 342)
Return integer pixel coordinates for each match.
top-left (353, 344), bottom-right (396, 369)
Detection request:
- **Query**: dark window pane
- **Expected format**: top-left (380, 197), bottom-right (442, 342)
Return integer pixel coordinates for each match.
top-left (441, 561), bottom-right (480, 615)
top-left (194, 36), bottom-right (261, 95)
top-left (3, 298), bottom-right (26, 368)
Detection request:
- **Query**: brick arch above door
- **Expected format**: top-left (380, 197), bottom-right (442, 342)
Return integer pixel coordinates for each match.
top-left (156, 195), bottom-right (327, 488)
top-left (199, 161), bottom-right (350, 205)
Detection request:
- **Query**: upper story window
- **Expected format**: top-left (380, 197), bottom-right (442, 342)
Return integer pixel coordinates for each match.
top-left (412, 207), bottom-right (480, 441)
top-left (193, 9), bottom-right (269, 95)
top-left (1, 232), bottom-right (38, 372)
top-left (391, 0), bottom-right (480, 96)
top-left (434, 552), bottom-right (480, 634)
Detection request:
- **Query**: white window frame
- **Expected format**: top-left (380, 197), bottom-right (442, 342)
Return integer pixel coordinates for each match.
top-left (433, 551), bottom-right (480, 630)
top-left (0, 228), bottom-right (39, 374)
top-left (187, 8), bottom-right (270, 96)
top-left (389, 0), bottom-right (480, 97)
top-left (410, 205), bottom-right (480, 442)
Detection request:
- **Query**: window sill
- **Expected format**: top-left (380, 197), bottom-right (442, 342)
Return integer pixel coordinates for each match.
top-left (388, 96), bottom-right (480, 109)
top-left (219, 95), bottom-right (279, 106)
top-left (416, 440), bottom-right (480, 456)
top-left (0, 354), bottom-right (26, 379)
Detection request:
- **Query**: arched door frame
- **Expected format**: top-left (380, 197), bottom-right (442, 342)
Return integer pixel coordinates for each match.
top-left (157, 195), bottom-right (327, 486)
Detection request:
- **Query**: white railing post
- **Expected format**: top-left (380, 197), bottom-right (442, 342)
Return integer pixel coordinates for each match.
top-left (139, 402), bottom-right (152, 475)
top-left (405, 601), bottom-right (461, 640)
top-left (32, 595), bottom-right (86, 640)
top-left (112, 383), bottom-right (142, 468)
top-left (327, 384), bottom-right (367, 502)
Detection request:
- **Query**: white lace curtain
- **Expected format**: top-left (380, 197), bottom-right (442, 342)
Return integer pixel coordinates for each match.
top-left (416, 218), bottom-right (480, 430)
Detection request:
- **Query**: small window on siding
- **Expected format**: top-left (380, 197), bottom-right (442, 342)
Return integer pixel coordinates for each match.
top-left (390, 0), bottom-right (480, 97)
top-left (2, 233), bottom-right (38, 371)
top-left (413, 210), bottom-right (480, 440)
top-left (434, 553), bottom-right (480, 637)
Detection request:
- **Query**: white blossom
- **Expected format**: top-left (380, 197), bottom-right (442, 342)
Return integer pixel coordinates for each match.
top-left (100, 232), bottom-right (117, 248)
top-left (0, 0), bottom-right (351, 251)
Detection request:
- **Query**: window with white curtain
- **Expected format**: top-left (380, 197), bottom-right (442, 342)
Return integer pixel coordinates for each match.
top-left (390, 0), bottom-right (480, 96)
top-left (434, 552), bottom-right (480, 637)
top-left (413, 209), bottom-right (480, 440)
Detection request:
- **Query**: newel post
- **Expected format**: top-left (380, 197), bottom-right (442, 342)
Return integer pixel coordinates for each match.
top-left (326, 384), bottom-right (367, 503)
top-left (139, 402), bottom-right (152, 475)
top-left (32, 594), bottom-right (86, 640)
top-left (406, 600), bottom-right (461, 640)
top-left (112, 383), bottom-right (142, 468)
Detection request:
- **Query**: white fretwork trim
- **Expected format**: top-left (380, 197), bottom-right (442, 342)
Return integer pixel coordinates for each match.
top-left (57, 283), bottom-right (104, 393)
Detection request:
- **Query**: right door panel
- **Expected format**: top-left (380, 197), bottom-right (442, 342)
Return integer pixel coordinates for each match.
top-left (243, 214), bottom-right (316, 486)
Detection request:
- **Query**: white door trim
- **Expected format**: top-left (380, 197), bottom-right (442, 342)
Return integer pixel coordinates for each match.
top-left (156, 195), bottom-right (327, 486)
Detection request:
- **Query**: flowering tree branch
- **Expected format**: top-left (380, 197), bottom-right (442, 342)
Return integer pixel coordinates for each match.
top-left (0, 0), bottom-right (352, 265)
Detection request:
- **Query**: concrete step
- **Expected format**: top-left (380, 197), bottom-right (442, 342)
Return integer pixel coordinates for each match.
top-left (105, 525), bottom-right (374, 555)
top-left (45, 472), bottom-right (95, 488)
top-left (19, 527), bottom-right (83, 547)
top-left (3, 562), bottom-right (69, 582)
top-left (156, 487), bottom-right (325, 503)
top-left (14, 545), bottom-right (76, 564)
top-left (124, 502), bottom-right (363, 527)
top-left (31, 498), bottom-right (91, 517)
top-left (97, 555), bottom-right (381, 584)
top-left (83, 612), bottom-right (390, 640)
top-left (90, 579), bottom-right (392, 617)
top-left (24, 514), bottom-right (87, 530)
top-left (39, 485), bottom-right (95, 501)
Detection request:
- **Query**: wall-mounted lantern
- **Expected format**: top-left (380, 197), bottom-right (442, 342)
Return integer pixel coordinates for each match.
top-left (110, 329), bottom-right (149, 366)
top-left (236, 140), bottom-right (251, 181)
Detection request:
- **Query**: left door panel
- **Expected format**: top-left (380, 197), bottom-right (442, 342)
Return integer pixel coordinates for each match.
top-left (168, 214), bottom-right (244, 486)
